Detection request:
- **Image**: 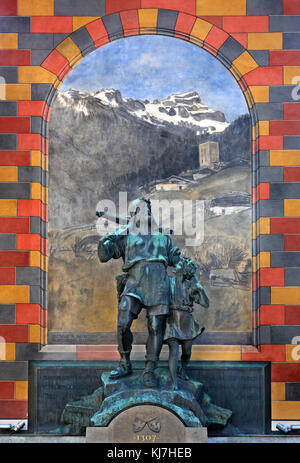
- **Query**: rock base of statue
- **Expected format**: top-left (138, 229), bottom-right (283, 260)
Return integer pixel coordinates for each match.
top-left (60, 367), bottom-right (232, 439)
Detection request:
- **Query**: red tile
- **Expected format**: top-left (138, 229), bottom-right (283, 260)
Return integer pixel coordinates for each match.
top-left (271, 218), bottom-right (300, 234)
top-left (0, 50), bottom-right (31, 66)
top-left (0, 151), bottom-right (30, 166)
top-left (18, 101), bottom-right (46, 118)
top-left (259, 268), bottom-right (285, 287)
top-left (174, 12), bottom-right (196, 36)
top-left (253, 182), bottom-right (269, 204)
top-left (198, 16), bottom-right (222, 28)
top-left (285, 305), bottom-right (300, 324)
top-left (284, 103), bottom-right (300, 120)
top-left (284, 0), bottom-right (300, 14)
top-left (77, 345), bottom-right (118, 351)
top-left (0, 400), bottom-right (28, 419)
top-left (272, 363), bottom-right (300, 382)
top-left (16, 234), bottom-right (41, 251)
top-left (0, 381), bottom-right (14, 399)
top-left (270, 121), bottom-right (300, 136)
top-left (230, 32), bottom-right (247, 48)
top-left (120, 10), bottom-right (140, 36)
top-left (270, 50), bottom-right (300, 66)
top-left (204, 26), bottom-right (229, 51)
top-left (260, 305), bottom-right (285, 325)
top-left (18, 134), bottom-right (41, 151)
top-left (31, 17), bottom-right (73, 33)
top-left (106, 0), bottom-right (140, 15)
top-left (0, 0), bottom-right (17, 16)
top-left (285, 234), bottom-right (300, 251)
top-left (0, 325), bottom-right (28, 343)
top-left (259, 135), bottom-right (283, 150)
top-left (42, 49), bottom-right (71, 80)
top-left (86, 18), bottom-right (109, 48)
top-left (0, 251), bottom-right (29, 267)
top-left (41, 308), bottom-right (47, 328)
top-left (242, 345), bottom-right (285, 362)
top-left (17, 200), bottom-right (42, 218)
top-left (0, 267), bottom-right (15, 284)
top-left (252, 272), bottom-right (258, 292)
top-left (141, 0), bottom-right (196, 15)
top-left (244, 66), bottom-right (283, 86)
top-left (223, 15), bottom-right (269, 33)
top-left (0, 117), bottom-right (30, 134)
top-left (16, 304), bottom-right (41, 324)
top-left (0, 218), bottom-right (30, 234)
top-left (284, 167), bottom-right (300, 182)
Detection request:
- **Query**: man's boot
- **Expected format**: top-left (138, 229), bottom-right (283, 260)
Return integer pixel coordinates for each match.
top-left (109, 350), bottom-right (132, 379)
top-left (142, 360), bottom-right (158, 388)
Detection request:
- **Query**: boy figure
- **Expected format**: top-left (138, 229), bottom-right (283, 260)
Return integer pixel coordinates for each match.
top-left (97, 198), bottom-right (180, 388)
top-left (164, 257), bottom-right (209, 390)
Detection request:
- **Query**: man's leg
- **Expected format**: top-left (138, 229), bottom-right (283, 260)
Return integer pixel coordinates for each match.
top-left (143, 314), bottom-right (167, 387)
top-left (110, 295), bottom-right (141, 379)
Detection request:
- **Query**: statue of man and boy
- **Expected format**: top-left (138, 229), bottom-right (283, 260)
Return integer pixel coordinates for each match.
top-left (97, 197), bottom-right (209, 389)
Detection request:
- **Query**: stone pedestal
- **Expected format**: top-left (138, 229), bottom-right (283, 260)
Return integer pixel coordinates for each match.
top-left (86, 405), bottom-right (208, 443)
top-left (60, 367), bottom-right (232, 439)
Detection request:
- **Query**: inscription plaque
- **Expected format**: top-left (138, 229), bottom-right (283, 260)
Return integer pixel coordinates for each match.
top-left (86, 405), bottom-right (208, 443)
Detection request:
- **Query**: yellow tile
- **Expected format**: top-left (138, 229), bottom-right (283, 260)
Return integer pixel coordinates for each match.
top-left (284, 66), bottom-right (300, 85)
top-left (138, 9), bottom-right (158, 33)
top-left (258, 251), bottom-right (271, 270)
top-left (73, 17), bottom-right (100, 31)
top-left (6, 343), bottom-right (15, 361)
top-left (272, 401), bottom-right (300, 420)
top-left (15, 381), bottom-right (28, 400)
top-left (31, 150), bottom-right (41, 167)
top-left (272, 287), bottom-right (300, 305)
top-left (190, 18), bottom-right (213, 44)
top-left (5, 84), bottom-right (31, 100)
top-left (232, 51), bottom-right (259, 77)
top-left (0, 166), bottom-right (18, 182)
top-left (286, 344), bottom-right (300, 362)
top-left (0, 33), bottom-right (18, 49)
top-left (284, 199), bottom-right (300, 217)
top-left (258, 217), bottom-right (270, 235)
top-left (29, 324), bottom-right (41, 343)
top-left (243, 87), bottom-right (253, 109)
top-left (259, 120), bottom-right (269, 136)
top-left (249, 85), bottom-right (269, 103)
top-left (252, 123), bottom-right (258, 141)
top-left (272, 382), bottom-right (286, 401)
top-left (43, 186), bottom-right (48, 205)
top-left (43, 255), bottom-right (48, 273)
top-left (31, 182), bottom-right (42, 201)
top-left (43, 154), bottom-right (48, 172)
top-left (191, 350), bottom-right (241, 361)
top-left (0, 286), bottom-right (29, 304)
top-left (248, 33), bottom-right (283, 50)
top-left (56, 37), bottom-right (82, 67)
top-left (270, 150), bottom-right (300, 166)
top-left (18, 66), bottom-right (57, 84)
top-left (196, 0), bottom-right (246, 15)
top-left (18, 0), bottom-right (54, 16)
top-left (30, 251), bottom-right (41, 268)
top-left (0, 199), bottom-right (17, 216)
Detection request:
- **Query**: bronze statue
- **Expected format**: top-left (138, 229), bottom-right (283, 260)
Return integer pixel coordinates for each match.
top-left (164, 257), bottom-right (209, 390)
top-left (97, 198), bottom-right (181, 388)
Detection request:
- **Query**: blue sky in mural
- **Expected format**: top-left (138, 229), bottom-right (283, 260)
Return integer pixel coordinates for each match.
top-left (60, 35), bottom-right (248, 122)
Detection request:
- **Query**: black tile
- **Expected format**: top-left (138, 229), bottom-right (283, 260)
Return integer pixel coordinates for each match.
top-left (0, 182), bottom-right (30, 199)
top-left (0, 134), bottom-right (17, 150)
top-left (0, 17), bottom-right (30, 33)
top-left (18, 166), bottom-right (42, 183)
top-left (217, 36), bottom-right (245, 63)
top-left (0, 101), bottom-right (17, 116)
top-left (246, 0), bottom-right (282, 15)
top-left (54, 0), bottom-right (106, 16)
top-left (0, 234), bottom-right (16, 250)
top-left (0, 304), bottom-right (15, 324)
top-left (255, 102), bottom-right (283, 121)
top-left (0, 361), bottom-right (28, 380)
top-left (286, 383), bottom-right (300, 401)
top-left (18, 33), bottom-right (54, 50)
top-left (285, 268), bottom-right (300, 286)
top-left (270, 15), bottom-right (300, 32)
top-left (258, 199), bottom-right (284, 217)
top-left (0, 66), bottom-right (18, 83)
top-left (271, 252), bottom-right (300, 267)
top-left (283, 33), bottom-right (300, 50)
top-left (284, 136), bottom-right (300, 150)
top-left (270, 183), bottom-right (300, 199)
top-left (248, 50), bottom-right (269, 66)
top-left (157, 9), bottom-right (178, 34)
top-left (16, 267), bottom-right (41, 286)
top-left (31, 49), bottom-right (52, 66)
top-left (102, 13), bottom-right (123, 40)
top-left (271, 325), bottom-right (300, 344)
top-left (70, 27), bottom-right (95, 56)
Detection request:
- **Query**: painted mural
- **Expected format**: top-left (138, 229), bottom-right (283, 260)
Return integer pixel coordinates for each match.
top-left (48, 35), bottom-right (252, 336)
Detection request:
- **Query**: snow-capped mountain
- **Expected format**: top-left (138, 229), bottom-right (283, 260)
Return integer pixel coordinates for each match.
top-left (56, 88), bottom-right (229, 134)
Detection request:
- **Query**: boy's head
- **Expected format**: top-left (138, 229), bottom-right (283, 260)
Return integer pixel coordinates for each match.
top-left (175, 257), bottom-right (197, 280)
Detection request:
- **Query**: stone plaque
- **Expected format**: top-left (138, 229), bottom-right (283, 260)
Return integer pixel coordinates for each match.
top-left (86, 405), bottom-right (207, 443)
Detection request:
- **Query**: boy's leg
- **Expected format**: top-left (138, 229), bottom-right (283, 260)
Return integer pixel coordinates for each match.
top-left (167, 339), bottom-right (180, 390)
top-left (179, 340), bottom-right (193, 380)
